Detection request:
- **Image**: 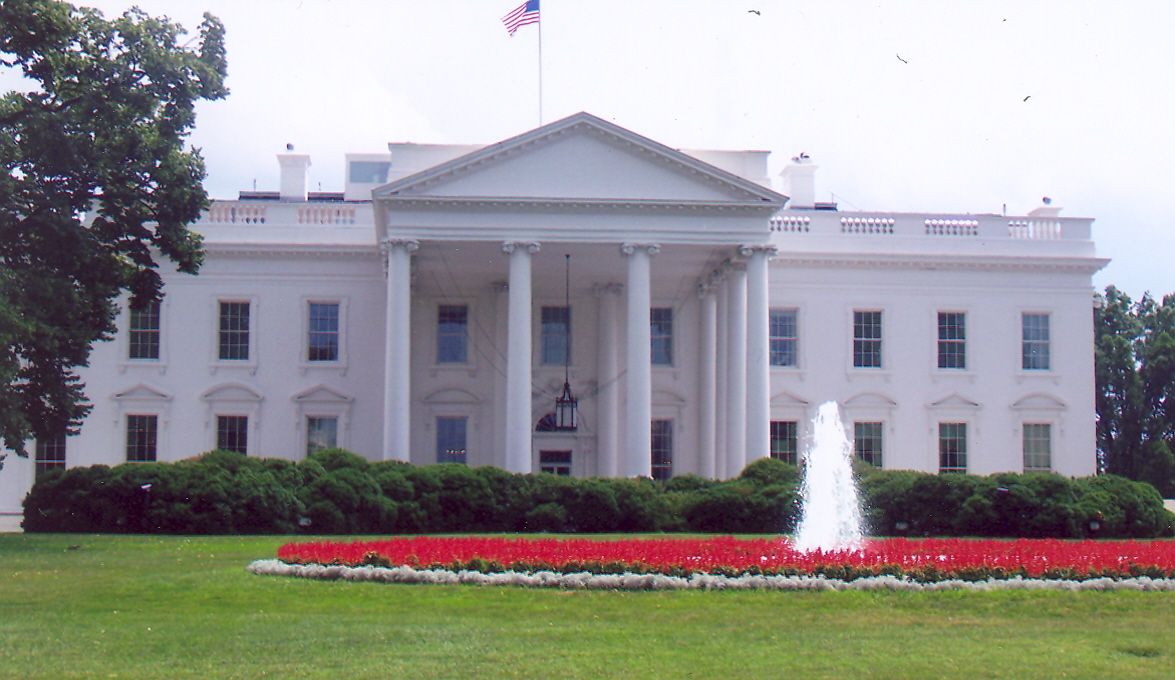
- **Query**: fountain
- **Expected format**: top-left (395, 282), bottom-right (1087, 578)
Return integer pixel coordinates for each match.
top-left (793, 401), bottom-right (865, 553)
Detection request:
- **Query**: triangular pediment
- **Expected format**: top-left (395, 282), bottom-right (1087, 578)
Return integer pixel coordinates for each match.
top-left (928, 393), bottom-right (981, 410)
top-left (844, 392), bottom-right (898, 409)
top-left (113, 383), bottom-right (172, 402)
top-left (770, 390), bottom-right (810, 407)
top-left (374, 112), bottom-right (786, 207)
top-left (201, 383), bottom-right (263, 403)
top-left (292, 385), bottom-right (353, 404)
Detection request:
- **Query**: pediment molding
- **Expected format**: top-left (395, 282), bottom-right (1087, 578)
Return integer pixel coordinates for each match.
top-left (292, 385), bottom-right (354, 404)
top-left (201, 382), bottom-right (264, 403)
top-left (928, 393), bottom-right (982, 410)
top-left (844, 392), bottom-right (898, 409)
top-left (374, 112), bottom-right (786, 208)
top-left (422, 387), bottom-right (482, 405)
top-left (1011, 393), bottom-right (1067, 411)
top-left (770, 390), bottom-right (809, 407)
top-left (113, 382), bottom-right (173, 402)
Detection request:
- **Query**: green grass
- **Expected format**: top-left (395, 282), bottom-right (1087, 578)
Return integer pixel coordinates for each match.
top-left (2, 534), bottom-right (1175, 679)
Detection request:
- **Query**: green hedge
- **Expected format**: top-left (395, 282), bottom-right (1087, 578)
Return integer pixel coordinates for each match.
top-left (22, 452), bottom-right (1175, 538)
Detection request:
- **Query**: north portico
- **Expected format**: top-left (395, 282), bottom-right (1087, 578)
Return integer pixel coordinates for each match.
top-left (372, 112), bottom-right (786, 477)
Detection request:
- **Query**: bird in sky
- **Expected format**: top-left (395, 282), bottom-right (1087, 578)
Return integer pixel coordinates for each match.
top-left (1023, 95), bottom-right (1031, 102)
top-left (897, 54), bottom-right (909, 64)
top-left (748, 9), bottom-right (761, 15)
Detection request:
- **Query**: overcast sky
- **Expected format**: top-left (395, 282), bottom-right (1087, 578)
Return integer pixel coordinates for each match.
top-left (9, 0), bottom-right (1175, 298)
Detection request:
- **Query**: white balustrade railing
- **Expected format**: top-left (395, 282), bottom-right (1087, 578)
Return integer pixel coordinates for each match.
top-left (199, 201), bottom-right (371, 227)
top-left (768, 212), bottom-right (1090, 242)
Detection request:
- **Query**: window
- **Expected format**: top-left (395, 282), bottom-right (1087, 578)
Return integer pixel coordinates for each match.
top-left (770, 421), bottom-right (798, 464)
top-left (651, 307), bottom-right (673, 366)
top-left (126, 415), bottom-right (158, 462)
top-left (854, 422), bottom-right (884, 467)
top-left (308, 302), bottom-right (339, 362)
top-left (853, 310), bottom-right (882, 368)
top-left (216, 415), bottom-right (248, 454)
top-left (1022, 313), bottom-right (1050, 370)
top-left (539, 450), bottom-right (572, 476)
top-left (770, 309), bottom-right (798, 367)
top-left (218, 301), bottom-right (250, 361)
top-left (436, 416), bottom-right (467, 464)
top-left (938, 422), bottom-right (967, 473)
top-left (437, 305), bottom-right (468, 364)
top-left (128, 301), bottom-right (160, 360)
top-left (306, 416), bottom-right (339, 455)
top-left (651, 419), bottom-right (673, 480)
top-left (1023, 423), bottom-right (1052, 472)
top-left (541, 306), bottom-right (570, 365)
top-left (937, 312), bottom-right (966, 369)
top-left (34, 433), bottom-right (66, 478)
top-left (349, 161), bottom-right (390, 184)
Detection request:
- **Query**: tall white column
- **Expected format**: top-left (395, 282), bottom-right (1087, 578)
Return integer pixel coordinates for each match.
top-left (725, 263), bottom-right (748, 477)
top-left (503, 241), bottom-right (540, 474)
top-left (698, 282), bottom-right (718, 479)
top-left (492, 281), bottom-right (510, 470)
top-left (382, 237), bottom-right (418, 462)
top-left (594, 283), bottom-right (623, 477)
top-left (621, 242), bottom-right (659, 478)
top-left (714, 269), bottom-right (729, 478)
top-left (742, 244), bottom-right (777, 464)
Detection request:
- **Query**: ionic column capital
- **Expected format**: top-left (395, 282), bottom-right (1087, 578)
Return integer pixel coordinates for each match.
top-left (620, 242), bottom-right (661, 257)
top-left (737, 243), bottom-right (779, 259)
top-left (380, 237), bottom-right (420, 254)
top-left (502, 240), bottom-right (541, 255)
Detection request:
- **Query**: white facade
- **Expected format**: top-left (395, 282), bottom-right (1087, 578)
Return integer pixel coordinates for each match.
top-left (0, 113), bottom-right (1106, 521)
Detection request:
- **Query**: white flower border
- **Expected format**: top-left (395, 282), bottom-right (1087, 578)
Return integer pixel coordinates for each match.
top-left (247, 559), bottom-right (1175, 592)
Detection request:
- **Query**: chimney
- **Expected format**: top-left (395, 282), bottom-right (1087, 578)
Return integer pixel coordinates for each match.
top-left (277, 150), bottom-right (312, 201)
top-left (780, 155), bottom-right (817, 209)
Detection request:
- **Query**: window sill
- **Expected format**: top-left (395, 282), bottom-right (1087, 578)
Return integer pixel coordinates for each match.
top-left (209, 361), bottom-right (258, 376)
top-left (429, 364), bottom-right (478, 379)
top-left (1016, 371), bottom-right (1059, 385)
top-left (846, 369), bottom-right (891, 382)
top-left (118, 361), bottom-right (168, 375)
top-left (299, 362), bottom-right (348, 376)
top-left (931, 370), bottom-right (976, 383)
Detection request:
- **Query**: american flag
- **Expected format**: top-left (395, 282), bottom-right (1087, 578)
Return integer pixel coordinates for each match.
top-left (502, 0), bottom-right (540, 36)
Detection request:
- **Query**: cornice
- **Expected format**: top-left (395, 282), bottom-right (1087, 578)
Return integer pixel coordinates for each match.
top-left (770, 251), bottom-right (1110, 274)
top-left (379, 194), bottom-right (778, 213)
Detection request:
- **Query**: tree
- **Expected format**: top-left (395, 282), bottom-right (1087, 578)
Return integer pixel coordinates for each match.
top-left (0, 0), bottom-right (227, 465)
top-left (1095, 286), bottom-right (1175, 495)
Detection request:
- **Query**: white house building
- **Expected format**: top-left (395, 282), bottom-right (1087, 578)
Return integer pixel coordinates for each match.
top-left (0, 112), bottom-right (1107, 524)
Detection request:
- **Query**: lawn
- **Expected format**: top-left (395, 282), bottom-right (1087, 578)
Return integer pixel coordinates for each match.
top-left (2, 534), bottom-right (1174, 679)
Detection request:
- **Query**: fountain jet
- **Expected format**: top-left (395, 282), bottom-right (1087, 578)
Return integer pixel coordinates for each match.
top-left (793, 401), bottom-right (865, 553)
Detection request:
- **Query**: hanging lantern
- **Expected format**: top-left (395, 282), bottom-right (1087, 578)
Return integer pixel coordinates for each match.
top-left (553, 254), bottom-right (578, 431)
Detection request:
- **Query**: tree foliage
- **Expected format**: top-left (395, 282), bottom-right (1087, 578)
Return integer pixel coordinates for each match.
top-left (1095, 285), bottom-right (1175, 495)
top-left (0, 1), bottom-right (227, 461)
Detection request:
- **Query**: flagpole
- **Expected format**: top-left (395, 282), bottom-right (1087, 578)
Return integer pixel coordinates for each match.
top-left (538, 7), bottom-right (543, 126)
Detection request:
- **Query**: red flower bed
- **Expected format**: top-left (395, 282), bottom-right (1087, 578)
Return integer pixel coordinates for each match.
top-left (276, 536), bottom-right (1175, 581)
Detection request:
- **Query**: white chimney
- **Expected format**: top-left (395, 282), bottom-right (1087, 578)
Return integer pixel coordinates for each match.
top-left (779, 156), bottom-right (817, 209)
top-left (277, 152), bottom-right (312, 201)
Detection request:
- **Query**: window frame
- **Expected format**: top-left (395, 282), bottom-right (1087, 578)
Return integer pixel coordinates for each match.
top-left (306, 415), bottom-right (340, 455)
top-left (650, 307), bottom-right (674, 367)
top-left (769, 308), bottom-right (799, 368)
top-left (215, 414), bottom-right (249, 455)
top-left (1021, 312), bottom-right (1051, 371)
top-left (125, 414), bottom-right (159, 463)
top-left (852, 309), bottom-right (883, 369)
top-left (127, 299), bottom-right (162, 361)
top-left (539, 449), bottom-right (573, 476)
top-left (769, 420), bottom-right (799, 465)
top-left (651, 418), bottom-right (674, 480)
top-left (540, 305), bottom-right (571, 366)
top-left (854, 421), bottom-right (884, 468)
top-left (211, 296), bottom-right (259, 372)
top-left (436, 415), bottom-right (469, 464)
top-left (936, 311), bottom-right (967, 371)
top-left (34, 433), bottom-right (67, 478)
top-left (937, 422), bottom-right (968, 473)
top-left (436, 303), bottom-right (470, 365)
top-left (303, 298), bottom-right (347, 368)
top-left (1022, 422), bottom-right (1052, 472)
